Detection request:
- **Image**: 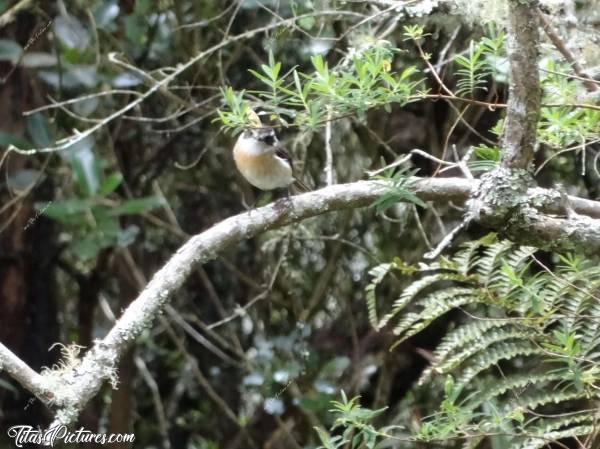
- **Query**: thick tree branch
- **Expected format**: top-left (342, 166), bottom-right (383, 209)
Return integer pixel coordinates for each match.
top-left (467, 1), bottom-right (544, 247)
top-left (0, 342), bottom-right (54, 404)
top-left (45, 178), bottom-right (470, 427)
top-left (500, 1), bottom-right (541, 170)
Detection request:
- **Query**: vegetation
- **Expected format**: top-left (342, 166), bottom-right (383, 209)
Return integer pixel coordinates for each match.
top-left (0, 1), bottom-right (599, 448)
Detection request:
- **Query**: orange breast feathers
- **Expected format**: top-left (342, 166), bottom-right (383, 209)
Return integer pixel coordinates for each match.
top-left (233, 144), bottom-right (293, 190)
top-left (233, 149), bottom-right (274, 178)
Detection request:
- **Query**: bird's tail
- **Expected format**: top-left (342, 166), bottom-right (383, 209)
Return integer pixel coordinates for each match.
top-left (293, 178), bottom-right (311, 193)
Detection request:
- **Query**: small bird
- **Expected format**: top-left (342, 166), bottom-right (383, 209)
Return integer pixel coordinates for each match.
top-left (233, 126), bottom-right (309, 192)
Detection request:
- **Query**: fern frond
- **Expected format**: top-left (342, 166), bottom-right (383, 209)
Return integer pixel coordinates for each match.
top-left (514, 389), bottom-right (594, 411)
top-left (434, 319), bottom-right (510, 358)
top-left (453, 240), bottom-right (484, 274)
top-left (475, 241), bottom-right (513, 285)
top-left (490, 246), bottom-right (536, 296)
top-left (466, 372), bottom-right (564, 411)
top-left (581, 301), bottom-right (600, 354)
top-left (420, 320), bottom-right (513, 384)
top-left (393, 288), bottom-right (480, 342)
top-left (378, 273), bottom-right (470, 328)
top-left (503, 246), bottom-right (536, 272)
top-left (365, 262), bottom-right (394, 328)
top-left (433, 328), bottom-right (533, 376)
top-left (365, 235), bottom-right (600, 448)
top-left (454, 40), bottom-right (489, 97)
top-left (457, 341), bottom-right (543, 389)
top-left (517, 425), bottom-right (594, 449)
top-left (529, 413), bottom-right (594, 435)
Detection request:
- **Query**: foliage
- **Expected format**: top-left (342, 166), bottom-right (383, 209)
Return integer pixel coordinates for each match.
top-left (452, 29), bottom-right (505, 97)
top-left (538, 61), bottom-right (600, 150)
top-left (370, 166), bottom-right (427, 215)
top-left (315, 392), bottom-right (394, 449)
top-left (1, 0), bottom-right (600, 447)
top-left (469, 144), bottom-right (500, 173)
top-left (30, 120), bottom-right (163, 261)
top-left (217, 38), bottom-right (424, 133)
top-left (364, 235), bottom-right (600, 448)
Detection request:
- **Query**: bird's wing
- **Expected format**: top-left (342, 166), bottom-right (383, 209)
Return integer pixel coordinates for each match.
top-left (274, 144), bottom-right (293, 170)
top-left (274, 144), bottom-right (311, 192)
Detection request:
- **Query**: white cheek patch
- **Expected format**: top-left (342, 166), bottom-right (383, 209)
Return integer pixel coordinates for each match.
top-left (239, 136), bottom-right (268, 156)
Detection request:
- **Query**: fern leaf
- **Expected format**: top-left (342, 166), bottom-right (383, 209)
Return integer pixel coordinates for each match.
top-left (378, 273), bottom-right (469, 328)
top-left (392, 288), bottom-right (480, 342)
top-left (452, 240), bottom-right (482, 274)
top-left (514, 389), bottom-right (595, 411)
top-left (465, 372), bottom-right (564, 411)
top-left (457, 341), bottom-right (542, 389)
top-left (420, 320), bottom-right (514, 384)
top-left (476, 241), bottom-right (513, 285)
top-left (432, 328), bottom-right (533, 376)
top-left (517, 425), bottom-right (594, 449)
top-left (365, 263), bottom-right (394, 329)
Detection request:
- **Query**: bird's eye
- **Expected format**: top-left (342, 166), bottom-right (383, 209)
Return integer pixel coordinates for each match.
top-left (262, 134), bottom-right (275, 145)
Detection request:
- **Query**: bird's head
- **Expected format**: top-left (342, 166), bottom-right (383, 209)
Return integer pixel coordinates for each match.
top-left (236, 127), bottom-right (279, 155)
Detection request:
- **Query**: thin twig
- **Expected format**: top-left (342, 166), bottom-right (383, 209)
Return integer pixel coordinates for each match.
top-left (424, 219), bottom-right (468, 260)
top-left (0, 0), bottom-right (34, 28)
top-left (539, 10), bottom-right (599, 93)
top-left (8, 11), bottom-right (363, 155)
top-left (324, 106), bottom-right (335, 186)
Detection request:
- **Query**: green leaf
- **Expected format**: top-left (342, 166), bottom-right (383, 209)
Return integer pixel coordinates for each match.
top-left (311, 55), bottom-right (325, 75)
top-left (314, 427), bottom-right (338, 449)
top-left (298, 16), bottom-right (315, 30)
top-left (371, 167), bottom-right (426, 213)
top-left (26, 113), bottom-right (53, 147)
top-left (400, 66), bottom-right (417, 80)
top-left (124, 13), bottom-right (148, 45)
top-left (0, 132), bottom-right (33, 150)
top-left (62, 136), bottom-right (101, 197)
top-left (71, 235), bottom-right (105, 261)
top-left (0, 39), bottom-right (22, 63)
top-left (108, 196), bottom-right (163, 216)
top-left (99, 172), bottom-right (123, 196)
top-left (248, 69), bottom-right (272, 85)
top-left (54, 14), bottom-right (90, 50)
top-left (38, 199), bottom-right (91, 222)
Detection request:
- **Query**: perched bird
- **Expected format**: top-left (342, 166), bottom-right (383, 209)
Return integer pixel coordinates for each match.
top-left (233, 126), bottom-right (309, 192)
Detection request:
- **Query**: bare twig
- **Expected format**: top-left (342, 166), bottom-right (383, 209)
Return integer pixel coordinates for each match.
top-left (206, 291), bottom-right (268, 330)
top-left (165, 306), bottom-right (241, 366)
top-left (424, 219), bottom-right (468, 260)
top-left (0, 0), bottom-right (34, 28)
top-left (539, 10), bottom-right (599, 93)
top-left (324, 106), bottom-right (335, 186)
top-left (7, 11), bottom-right (364, 156)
